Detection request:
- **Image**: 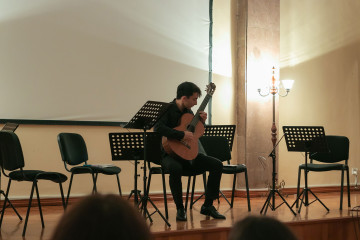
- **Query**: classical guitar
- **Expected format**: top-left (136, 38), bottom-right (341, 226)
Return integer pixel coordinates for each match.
top-left (162, 83), bottom-right (216, 160)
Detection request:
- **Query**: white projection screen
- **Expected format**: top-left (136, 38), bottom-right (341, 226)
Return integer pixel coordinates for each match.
top-left (0, 0), bottom-right (212, 125)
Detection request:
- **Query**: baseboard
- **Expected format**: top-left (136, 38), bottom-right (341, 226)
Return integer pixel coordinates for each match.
top-left (234, 185), bottom-right (357, 198)
top-left (0, 186), bottom-right (356, 208)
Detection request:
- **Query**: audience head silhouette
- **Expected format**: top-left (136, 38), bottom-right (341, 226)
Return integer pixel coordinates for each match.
top-left (228, 216), bottom-right (298, 240)
top-left (51, 194), bottom-right (152, 240)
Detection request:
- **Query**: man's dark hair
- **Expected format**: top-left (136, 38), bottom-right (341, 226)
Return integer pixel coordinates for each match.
top-left (50, 194), bottom-right (152, 240)
top-left (176, 82), bottom-right (202, 99)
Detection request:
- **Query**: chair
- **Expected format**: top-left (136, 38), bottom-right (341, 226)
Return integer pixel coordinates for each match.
top-left (0, 131), bottom-right (67, 236)
top-left (57, 133), bottom-right (122, 206)
top-left (190, 125), bottom-right (250, 211)
top-left (145, 132), bottom-right (206, 219)
top-left (199, 135), bottom-right (251, 210)
top-left (296, 135), bottom-right (350, 210)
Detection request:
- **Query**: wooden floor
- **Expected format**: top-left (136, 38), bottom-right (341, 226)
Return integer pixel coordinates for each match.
top-left (1, 191), bottom-right (360, 240)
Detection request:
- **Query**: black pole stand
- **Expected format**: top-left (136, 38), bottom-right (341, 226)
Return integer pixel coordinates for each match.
top-left (109, 132), bottom-right (144, 205)
top-left (283, 126), bottom-right (330, 213)
top-left (124, 101), bottom-right (171, 227)
top-left (260, 135), bottom-right (297, 216)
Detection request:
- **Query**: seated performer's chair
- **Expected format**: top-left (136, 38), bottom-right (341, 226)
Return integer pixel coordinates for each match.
top-left (145, 132), bottom-right (206, 219)
top-left (296, 135), bottom-right (350, 210)
top-left (57, 133), bottom-right (122, 206)
top-left (199, 135), bottom-right (251, 210)
top-left (0, 131), bottom-right (67, 236)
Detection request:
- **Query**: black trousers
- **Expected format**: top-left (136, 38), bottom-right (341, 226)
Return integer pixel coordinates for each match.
top-left (161, 153), bottom-right (223, 210)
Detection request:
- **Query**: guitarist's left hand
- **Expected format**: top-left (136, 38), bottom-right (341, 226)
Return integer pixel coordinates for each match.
top-left (199, 111), bottom-right (207, 124)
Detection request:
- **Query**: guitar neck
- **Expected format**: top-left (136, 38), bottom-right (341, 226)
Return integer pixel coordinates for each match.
top-left (189, 93), bottom-right (212, 128)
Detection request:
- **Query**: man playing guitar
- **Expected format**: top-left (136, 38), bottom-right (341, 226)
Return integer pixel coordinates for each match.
top-left (154, 82), bottom-right (225, 221)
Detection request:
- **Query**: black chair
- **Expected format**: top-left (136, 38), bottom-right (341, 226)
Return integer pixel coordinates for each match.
top-left (296, 135), bottom-right (350, 210)
top-left (0, 131), bottom-right (67, 236)
top-left (145, 132), bottom-right (206, 219)
top-left (199, 135), bottom-right (251, 210)
top-left (57, 133), bottom-right (122, 206)
top-left (0, 124), bottom-right (22, 220)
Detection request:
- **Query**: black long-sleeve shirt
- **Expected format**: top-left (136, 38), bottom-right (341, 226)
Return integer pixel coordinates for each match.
top-left (154, 99), bottom-right (193, 140)
top-left (154, 99), bottom-right (207, 156)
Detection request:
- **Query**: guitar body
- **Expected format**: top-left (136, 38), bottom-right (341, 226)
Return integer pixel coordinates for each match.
top-left (162, 113), bottom-right (205, 160)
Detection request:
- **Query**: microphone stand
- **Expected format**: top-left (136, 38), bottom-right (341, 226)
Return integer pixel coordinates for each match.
top-left (260, 134), bottom-right (296, 216)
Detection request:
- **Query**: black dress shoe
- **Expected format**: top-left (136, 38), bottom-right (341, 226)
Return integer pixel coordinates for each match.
top-left (200, 205), bottom-right (226, 219)
top-left (176, 208), bottom-right (187, 221)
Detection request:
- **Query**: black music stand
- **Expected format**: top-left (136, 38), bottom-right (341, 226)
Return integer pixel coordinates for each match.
top-left (260, 134), bottom-right (297, 216)
top-left (124, 101), bottom-right (171, 227)
top-left (109, 132), bottom-right (144, 205)
top-left (282, 126), bottom-right (330, 213)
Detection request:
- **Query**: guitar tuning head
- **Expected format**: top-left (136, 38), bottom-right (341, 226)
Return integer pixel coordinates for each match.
top-left (205, 82), bottom-right (216, 96)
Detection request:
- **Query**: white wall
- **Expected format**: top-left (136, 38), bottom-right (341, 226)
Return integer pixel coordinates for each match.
top-left (279, 0), bottom-right (360, 187)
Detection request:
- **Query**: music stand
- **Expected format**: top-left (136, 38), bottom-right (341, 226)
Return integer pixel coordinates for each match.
top-left (109, 132), bottom-right (144, 205)
top-left (124, 101), bottom-right (171, 227)
top-left (282, 126), bottom-right (330, 213)
top-left (260, 134), bottom-right (297, 216)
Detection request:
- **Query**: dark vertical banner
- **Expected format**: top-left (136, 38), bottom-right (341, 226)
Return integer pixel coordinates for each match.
top-left (208, 0), bottom-right (214, 125)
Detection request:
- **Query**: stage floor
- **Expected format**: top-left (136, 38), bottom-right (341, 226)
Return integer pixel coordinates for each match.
top-left (0, 191), bottom-right (359, 240)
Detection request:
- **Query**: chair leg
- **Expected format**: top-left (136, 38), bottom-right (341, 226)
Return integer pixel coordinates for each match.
top-left (245, 169), bottom-right (251, 211)
top-left (0, 189), bottom-right (22, 221)
top-left (185, 176), bottom-right (191, 211)
top-left (340, 169), bottom-right (344, 210)
top-left (59, 182), bottom-right (66, 210)
top-left (92, 173), bottom-right (98, 194)
top-left (190, 173), bottom-right (206, 206)
top-left (66, 173), bottom-right (74, 208)
top-left (161, 172), bottom-right (168, 219)
top-left (202, 172), bottom-right (207, 190)
top-left (34, 181), bottom-right (45, 228)
top-left (116, 174), bottom-right (122, 196)
top-left (296, 168), bottom-right (301, 208)
top-left (22, 182), bottom-right (36, 236)
top-left (229, 173), bottom-right (237, 208)
top-left (0, 179), bottom-right (12, 227)
top-left (346, 167), bottom-right (351, 207)
top-left (190, 175), bottom-right (196, 209)
top-left (146, 171), bottom-right (152, 197)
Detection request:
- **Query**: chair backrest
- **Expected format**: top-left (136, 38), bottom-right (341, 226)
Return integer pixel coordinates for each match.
top-left (145, 132), bottom-right (163, 165)
top-left (310, 135), bottom-right (349, 164)
top-left (199, 136), bottom-right (231, 163)
top-left (0, 131), bottom-right (25, 171)
top-left (57, 133), bottom-right (88, 165)
top-left (204, 125), bottom-right (236, 151)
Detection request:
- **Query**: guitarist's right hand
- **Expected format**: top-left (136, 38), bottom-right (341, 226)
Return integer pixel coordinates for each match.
top-left (183, 131), bottom-right (194, 142)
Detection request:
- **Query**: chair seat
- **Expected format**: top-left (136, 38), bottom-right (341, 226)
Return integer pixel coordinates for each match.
top-left (299, 163), bottom-right (346, 172)
top-left (149, 166), bottom-right (204, 176)
top-left (9, 170), bottom-right (68, 183)
top-left (150, 167), bottom-right (164, 174)
top-left (70, 165), bottom-right (121, 175)
top-left (223, 164), bottom-right (247, 174)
